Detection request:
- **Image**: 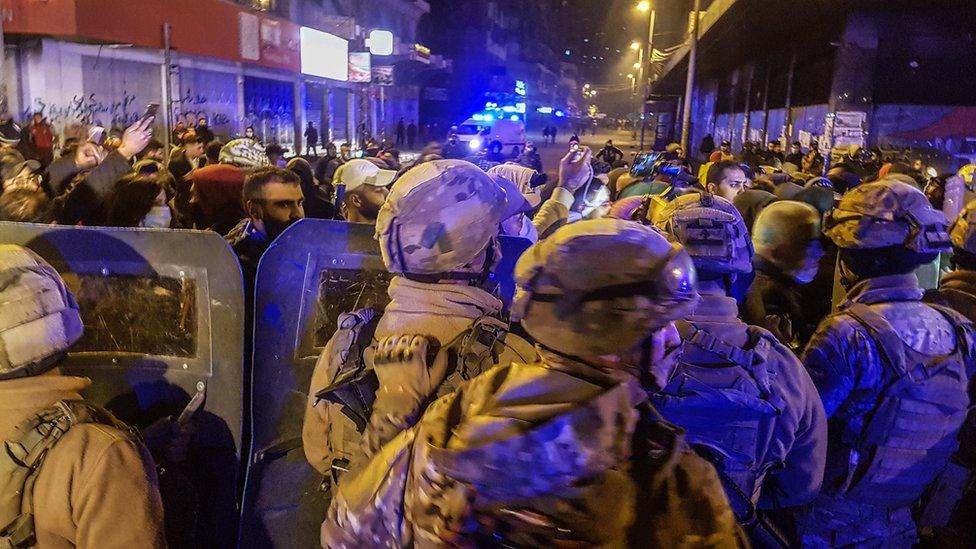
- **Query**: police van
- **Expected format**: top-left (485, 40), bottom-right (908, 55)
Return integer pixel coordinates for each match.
top-left (455, 117), bottom-right (526, 152)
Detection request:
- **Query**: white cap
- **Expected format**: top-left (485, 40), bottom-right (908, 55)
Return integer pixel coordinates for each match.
top-left (339, 158), bottom-right (396, 192)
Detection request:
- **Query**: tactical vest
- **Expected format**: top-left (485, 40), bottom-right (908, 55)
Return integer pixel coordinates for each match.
top-left (314, 308), bottom-right (535, 485)
top-left (653, 320), bottom-right (786, 518)
top-left (835, 301), bottom-right (972, 508)
top-left (0, 400), bottom-right (133, 548)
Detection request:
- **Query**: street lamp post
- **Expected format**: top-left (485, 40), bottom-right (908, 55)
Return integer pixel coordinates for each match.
top-left (640, 4), bottom-right (656, 150)
top-left (680, 0), bottom-right (702, 153)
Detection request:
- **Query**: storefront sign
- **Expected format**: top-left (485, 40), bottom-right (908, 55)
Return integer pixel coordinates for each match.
top-left (300, 27), bottom-right (349, 81)
top-left (239, 12), bottom-right (300, 71)
top-left (348, 52), bottom-right (372, 83)
top-left (372, 66), bottom-right (394, 86)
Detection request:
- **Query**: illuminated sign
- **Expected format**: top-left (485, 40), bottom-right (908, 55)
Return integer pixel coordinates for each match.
top-left (348, 52), bottom-right (372, 83)
top-left (300, 27), bottom-right (348, 81)
top-left (536, 106), bottom-right (554, 114)
top-left (515, 80), bottom-right (527, 96)
top-left (368, 30), bottom-right (394, 56)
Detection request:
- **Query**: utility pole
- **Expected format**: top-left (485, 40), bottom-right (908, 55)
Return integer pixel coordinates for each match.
top-left (0, 11), bottom-right (8, 117)
top-left (680, 0), bottom-right (701, 153)
top-left (633, 46), bottom-right (643, 140)
top-left (640, 7), bottom-right (656, 151)
top-left (161, 23), bottom-right (174, 164)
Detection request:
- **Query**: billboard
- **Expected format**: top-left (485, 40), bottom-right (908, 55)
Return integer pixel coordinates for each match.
top-left (300, 27), bottom-right (349, 81)
top-left (372, 66), bottom-right (394, 86)
top-left (348, 52), bottom-right (372, 83)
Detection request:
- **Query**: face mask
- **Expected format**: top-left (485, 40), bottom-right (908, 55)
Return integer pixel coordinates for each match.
top-left (140, 205), bottom-right (172, 229)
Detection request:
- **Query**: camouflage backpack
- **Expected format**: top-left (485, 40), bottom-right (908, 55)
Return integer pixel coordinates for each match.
top-left (313, 308), bottom-right (535, 485)
top-left (0, 400), bottom-right (135, 547)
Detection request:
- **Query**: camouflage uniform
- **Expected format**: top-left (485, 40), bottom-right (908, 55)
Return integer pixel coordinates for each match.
top-left (651, 194), bottom-right (827, 543)
top-left (0, 245), bottom-right (166, 548)
top-left (802, 180), bottom-right (975, 547)
top-left (303, 160), bottom-right (536, 478)
top-left (322, 219), bottom-right (742, 548)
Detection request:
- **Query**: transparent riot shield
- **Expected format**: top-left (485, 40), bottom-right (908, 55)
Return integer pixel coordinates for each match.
top-left (239, 219), bottom-right (533, 547)
top-left (240, 219), bottom-right (392, 548)
top-left (831, 252), bottom-right (948, 308)
top-left (0, 222), bottom-right (244, 548)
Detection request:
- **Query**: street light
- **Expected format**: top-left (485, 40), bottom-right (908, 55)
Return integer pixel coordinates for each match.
top-left (633, 62), bottom-right (641, 69)
top-left (637, 0), bottom-right (650, 12)
top-left (630, 41), bottom-right (640, 50)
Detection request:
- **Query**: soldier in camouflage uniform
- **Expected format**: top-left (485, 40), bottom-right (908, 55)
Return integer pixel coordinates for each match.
top-left (801, 179), bottom-right (976, 547)
top-left (919, 198), bottom-right (976, 545)
top-left (0, 245), bottom-right (166, 547)
top-left (303, 159), bottom-right (544, 481)
top-left (651, 193), bottom-right (827, 545)
top-left (321, 218), bottom-right (743, 547)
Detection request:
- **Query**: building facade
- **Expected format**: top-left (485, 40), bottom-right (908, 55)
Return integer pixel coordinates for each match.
top-left (1, 0), bottom-right (441, 152)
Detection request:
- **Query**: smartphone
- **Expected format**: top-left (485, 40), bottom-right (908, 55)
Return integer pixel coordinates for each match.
top-left (140, 103), bottom-right (159, 124)
top-left (177, 383), bottom-right (206, 425)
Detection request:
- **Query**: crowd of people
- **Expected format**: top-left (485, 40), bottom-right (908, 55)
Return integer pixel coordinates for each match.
top-left (1, 107), bottom-right (976, 549)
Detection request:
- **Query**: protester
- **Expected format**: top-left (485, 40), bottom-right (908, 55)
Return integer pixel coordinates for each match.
top-left (266, 144), bottom-right (288, 168)
top-left (406, 120), bottom-right (417, 148)
top-left (595, 139), bottom-right (624, 164)
top-left (166, 130), bottom-right (206, 184)
top-left (183, 139), bottom-right (265, 234)
top-left (304, 122), bottom-right (319, 156)
top-left (703, 159), bottom-right (750, 202)
top-left (286, 157), bottom-right (333, 219)
top-left (334, 158), bottom-right (394, 224)
top-left (102, 173), bottom-right (172, 228)
top-left (195, 116), bottom-right (215, 145)
top-left (26, 112), bottom-right (56, 166)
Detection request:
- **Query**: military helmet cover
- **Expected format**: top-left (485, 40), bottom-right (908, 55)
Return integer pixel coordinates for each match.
top-left (512, 218), bottom-right (699, 357)
top-left (949, 198), bottom-right (976, 253)
top-left (219, 139), bottom-right (271, 169)
top-left (376, 159), bottom-right (507, 279)
top-left (823, 179), bottom-right (950, 252)
top-left (652, 192), bottom-right (754, 275)
top-left (0, 245), bottom-right (83, 379)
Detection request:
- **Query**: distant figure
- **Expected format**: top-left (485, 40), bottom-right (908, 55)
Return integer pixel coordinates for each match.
top-left (304, 122), bottom-right (319, 156)
top-left (550, 125), bottom-right (558, 144)
top-left (700, 133), bottom-right (716, 161)
top-left (195, 116), bottom-right (215, 145)
top-left (27, 112), bottom-right (55, 167)
top-left (406, 121), bottom-right (418, 149)
top-left (395, 118), bottom-right (405, 145)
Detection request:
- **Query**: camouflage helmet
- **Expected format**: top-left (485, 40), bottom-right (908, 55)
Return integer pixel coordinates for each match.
top-left (949, 198), bottom-right (976, 253)
top-left (823, 179), bottom-right (950, 252)
top-left (512, 218), bottom-right (699, 357)
top-left (652, 193), bottom-right (753, 275)
top-left (0, 245), bottom-right (83, 379)
top-left (376, 159), bottom-right (507, 281)
top-left (219, 139), bottom-right (270, 169)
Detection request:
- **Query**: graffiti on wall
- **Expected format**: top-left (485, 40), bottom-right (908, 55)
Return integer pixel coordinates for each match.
top-left (25, 92), bottom-right (139, 127)
top-left (171, 88), bottom-right (233, 128)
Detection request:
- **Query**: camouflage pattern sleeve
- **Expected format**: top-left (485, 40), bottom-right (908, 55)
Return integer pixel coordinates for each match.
top-left (802, 318), bottom-right (866, 418)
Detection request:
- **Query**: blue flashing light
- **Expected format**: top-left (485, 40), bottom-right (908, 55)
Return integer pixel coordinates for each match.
top-left (554, 110), bottom-right (565, 117)
top-left (536, 106), bottom-right (554, 114)
top-left (469, 138), bottom-right (482, 150)
top-left (472, 114), bottom-right (485, 121)
top-left (484, 113), bottom-right (495, 122)
top-left (501, 105), bottom-right (517, 113)
top-left (509, 115), bottom-right (519, 121)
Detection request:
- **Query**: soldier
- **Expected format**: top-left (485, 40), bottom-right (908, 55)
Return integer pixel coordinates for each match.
top-left (302, 159), bottom-right (541, 483)
top-left (801, 179), bottom-right (975, 547)
top-left (743, 200), bottom-right (827, 351)
top-left (918, 198), bottom-right (976, 544)
top-left (0, 245), bottom-right (166, 547)
top-left (651, 193), bottom-right (827, 545)
top-left (322, 218), bottom-right (742, 547)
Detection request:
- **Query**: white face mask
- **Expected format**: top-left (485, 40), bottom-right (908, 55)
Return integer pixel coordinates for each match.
top-left (140, 205), bottom-right (172, 229)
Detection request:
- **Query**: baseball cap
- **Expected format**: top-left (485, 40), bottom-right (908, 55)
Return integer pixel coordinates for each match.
top-left (339, 158), bottom-right (396, 192)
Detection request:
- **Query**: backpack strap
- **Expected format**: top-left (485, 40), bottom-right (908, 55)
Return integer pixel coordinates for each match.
top-left (0, 401), bottom-right (126, 548)
top-left (675, 320), bottom-right (776, 397)
top-left (841, 302), bottom-right (914, 381)
top-left (314, 309), bottom-right (382, 432)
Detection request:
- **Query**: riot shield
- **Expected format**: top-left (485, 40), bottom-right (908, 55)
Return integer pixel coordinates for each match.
top-left (0, 222), bottom-right (244, 548)
top-left (239, 219), bottom-right (533, 547)
top-left (240, 219), bottom-right (392, 548)
top-left (831, 252), bottom-right (948, 309)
